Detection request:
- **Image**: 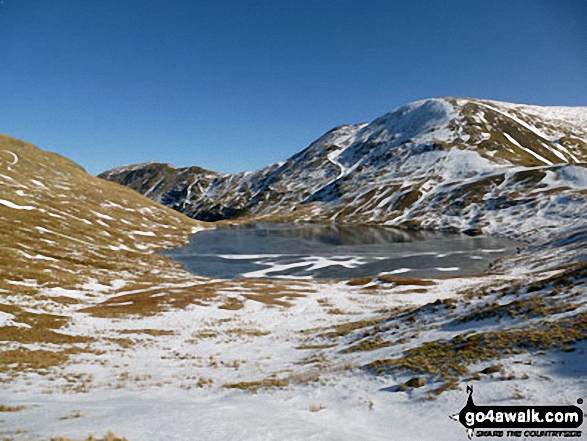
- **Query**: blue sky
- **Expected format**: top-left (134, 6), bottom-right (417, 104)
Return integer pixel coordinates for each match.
top-left (1, 0), bottom-right (586, 175)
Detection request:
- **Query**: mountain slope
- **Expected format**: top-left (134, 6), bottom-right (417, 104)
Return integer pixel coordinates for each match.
top-left (0, 133), bottom-right (212, 374)
top-left (0, 133), bottom-right (205, 293)
top-left (100, 98), bottom-right (587, 240)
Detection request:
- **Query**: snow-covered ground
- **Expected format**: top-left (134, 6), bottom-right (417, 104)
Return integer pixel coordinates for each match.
top-left (1, 269), bottom-right (586, 440)
top-left (4, 354), bottom-right (585, 441)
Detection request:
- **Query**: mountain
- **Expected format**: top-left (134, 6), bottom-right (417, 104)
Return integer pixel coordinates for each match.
top-left (99, 98), bottom-right (587, 241)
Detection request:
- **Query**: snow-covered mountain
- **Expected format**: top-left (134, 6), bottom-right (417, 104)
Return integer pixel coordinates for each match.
top-left (100, 98), bottom-right (587, 241)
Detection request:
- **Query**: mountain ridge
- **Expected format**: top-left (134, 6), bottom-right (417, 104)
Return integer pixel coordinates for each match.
top-left (99, 97), bottom-right (587, 241)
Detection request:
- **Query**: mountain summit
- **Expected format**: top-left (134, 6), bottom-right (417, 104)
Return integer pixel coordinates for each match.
top-left (100, 98), bottom-right (587, 240)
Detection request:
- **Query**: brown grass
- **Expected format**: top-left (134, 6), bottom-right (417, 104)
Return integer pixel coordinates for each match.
top-left (79, 285), bottom-right (216, 318)
top-left (218, 297), bottom-right (244, 310)
top-left (118, 329), bottom-right (174, 337)
top-left (347, 277), bottom-right (374, 286)
top-left (340, 336), bottom-right (392, 353)
top-left (223, 377), bottom-right (290, 392)
top-left (0, 404), bottom-right (27, 412)
top-left (49, 431), bottom-right (128, 441)
top-left (377, 276), bottom-right (436, 286)
top-left (366, 311), bottom-right (587, 388)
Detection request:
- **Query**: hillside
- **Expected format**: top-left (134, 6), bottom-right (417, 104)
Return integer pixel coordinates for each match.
top-left (0, 133), bottom-right (212, 378)
top-left (100, 98), bottom-right (587, 241)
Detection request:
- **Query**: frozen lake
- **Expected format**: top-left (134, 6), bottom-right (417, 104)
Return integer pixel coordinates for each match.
top-left (161, 223), bottom-right (515, 280)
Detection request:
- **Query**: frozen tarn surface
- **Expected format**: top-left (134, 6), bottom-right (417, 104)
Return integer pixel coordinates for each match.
top-left (161, 223), bottom-right (515, 279)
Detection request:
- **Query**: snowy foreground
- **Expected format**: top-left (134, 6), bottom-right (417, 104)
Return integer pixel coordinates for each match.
top-left (5, 360), bottom-right (586, 441)
top-left (2, 273), bottom-right (586, 440)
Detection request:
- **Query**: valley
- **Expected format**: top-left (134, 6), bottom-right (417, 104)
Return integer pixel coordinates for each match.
top-left (1, 98), bottom-right (586, 440)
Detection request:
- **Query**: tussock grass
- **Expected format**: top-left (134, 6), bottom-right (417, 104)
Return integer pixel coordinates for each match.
top-left (347, 277), bottom-right (374, 286)
top-left (218, 297), bottom-right (244, 310)
top-left (318, 307), bottom-right (412, 340)
top-left (295, 343), bottom-right (336, 350)
top-left (79, 285), bottom-right (216, 318)
top-left (118, 329), bottom-right (174, 337)
top-left (58, 411), bottom-right (84, 420)
top-left (0, 325), bottom-right (92, 345)
top-left (223, 377), bottom-right (290, 392)
top-left (366, 311), bottom-right (587, 389)
top-left (49, 431), bottom-right (127, 441)
top-left (0, 404), bottom-right (27, 412)
top-left (340, 336), bottom-right (392, 353)
top-left (458, 294), bottom-right (580, 323)
top-left (225, 328), bottom-right (270, 338)
top-left (376, 276), bottom-right (436, 286)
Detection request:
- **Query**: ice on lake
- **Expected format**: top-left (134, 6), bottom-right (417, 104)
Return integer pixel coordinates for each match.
top-left (161, 223), bottom-right (515, 280)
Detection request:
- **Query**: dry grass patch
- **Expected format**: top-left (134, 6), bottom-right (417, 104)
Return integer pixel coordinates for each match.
top-left (340, 336), bottom-right (392, 353)
top-left (218, 297), bottom-right (244, 310)
top-left (242, 293), bottom-right (294, 307)
top-left (377, 276), bottom-right (436, 286)
top-left (347, 277), bottom-right (374, 286)
top-left (118, 329), bottom-right (174, 337)
top-left (196, 377), bottom-right (214, 388)
top-left (0, 348), bottom-right (68, 373)
top-left (318, 307), bottom-right (412, 339)
top-left (225, 328), bottom-right (270, 338)
top-left (365, 311), bottom-right (587, 392)
top-left (49, 431), bottom-right (128, 441)
top-left (225, 278), bottom-right (313, 308)
top-left (318, 318), bottom-right (382, 339)
top-left (458, 294), bottom-right (580, 323)
top-left (393, 288), bottom-right (429, 294)
top-left (295, 343), bottom-right (336, 350)
top-left (58, 411), bottom-right (84, 420)
top-left (326, 308), bottom-right (350, 315)
top-left (104, 337), bottom-right (135, 349)
top-left (223, 377), bottom-right (290, 392)
top-left (190, 329), bottom-right (220, 339)
top-left (0, 404), bottom-right (27, 412)
top-left (0, 345), bottom-right (103, 376)
top-left (79, 284), bottom-right (216, 318)
top-left (0, 326), bottom-right (91, 346)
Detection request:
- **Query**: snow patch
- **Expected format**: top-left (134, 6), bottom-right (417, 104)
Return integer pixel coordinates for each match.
top-left (0, 199), bottom-right (35, 210)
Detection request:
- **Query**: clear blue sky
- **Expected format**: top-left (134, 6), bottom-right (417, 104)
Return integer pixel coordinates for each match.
top-left (1, 1), bottom-right (586, 175)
